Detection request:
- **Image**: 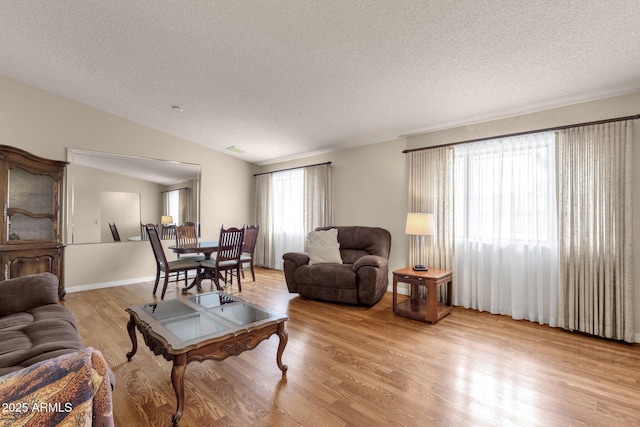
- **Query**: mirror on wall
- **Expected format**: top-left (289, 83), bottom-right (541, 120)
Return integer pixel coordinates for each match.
top-left (66, 148), bottom-right (201, 244)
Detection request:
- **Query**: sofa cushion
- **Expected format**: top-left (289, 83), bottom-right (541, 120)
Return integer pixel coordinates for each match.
top-left (0, 272), bottom-right (59, 316)
top-left (0, 312), bottom-right (34, 331)
top-left (294, 263), bottom-right (356, 289)
top-left (306, 229), bottom-right (342, 264)
top-left (307, 244), bottom-right (342, 264)
top-left (0, 304), bottom-right (83, 376)
top-left (295, 264), bottom-right (358, 304)
top-left (306, 228), bottom-right (338, 247)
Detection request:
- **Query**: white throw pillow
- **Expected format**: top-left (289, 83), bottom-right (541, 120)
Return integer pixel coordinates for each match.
top-left (306, 229), bottom-right (342, 264)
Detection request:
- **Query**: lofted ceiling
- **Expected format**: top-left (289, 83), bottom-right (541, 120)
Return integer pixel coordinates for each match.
top-left (1, 1), bottom-right (639, 165)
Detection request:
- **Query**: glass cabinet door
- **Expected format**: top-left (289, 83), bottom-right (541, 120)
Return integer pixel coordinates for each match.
top-left (6, 166), bottom-right (56, 242)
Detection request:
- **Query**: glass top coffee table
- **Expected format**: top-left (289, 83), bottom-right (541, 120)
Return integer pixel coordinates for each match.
top-left (125, 291), bottom-right (289, 426)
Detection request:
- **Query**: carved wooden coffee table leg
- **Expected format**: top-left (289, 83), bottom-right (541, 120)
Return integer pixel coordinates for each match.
top-left (126, 314), bottom-right (138, 361)
top-left (276, 322), bottom-right (288, 375)
top-left (171, 354), bottom-right (187, 426)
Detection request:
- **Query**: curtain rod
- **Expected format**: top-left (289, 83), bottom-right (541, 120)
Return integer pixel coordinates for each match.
top-left (161, 186), bottom-right (189, 193)
top-left (253, 161), bottom-right (332, 177)
top-left (402, 114), bottom-right (640, 153)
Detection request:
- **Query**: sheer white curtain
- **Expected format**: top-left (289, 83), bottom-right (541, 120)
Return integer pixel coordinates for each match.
top-left (272, 169), bottom-right (305, 269)
top-left (160, 188), bottom-right (191, 224)
top-left (162, 190), bottom-right (180, 223)
top-left (454, 132), bottom-right (558, 325)
top-left (254, 164), bottom-right (333, 269)
top-left (556, 121), bottom-right (634, 342)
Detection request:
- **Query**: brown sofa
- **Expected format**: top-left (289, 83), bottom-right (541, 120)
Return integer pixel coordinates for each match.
top-left (283, 226), bottom-right (391, 306)
top-left (0, 272), bottom-right (114, 425)
top-left (0, 273), bottom-right (85, 376)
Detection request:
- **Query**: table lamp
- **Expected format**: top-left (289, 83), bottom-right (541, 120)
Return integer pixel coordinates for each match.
top-left (161, 215), bottom-right (173, 225)
top-left (405, 212), bottom-right (433, 271)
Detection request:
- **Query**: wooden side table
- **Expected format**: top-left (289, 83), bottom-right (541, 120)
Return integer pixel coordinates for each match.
top-left (392, 267), bottom-right (453, 323)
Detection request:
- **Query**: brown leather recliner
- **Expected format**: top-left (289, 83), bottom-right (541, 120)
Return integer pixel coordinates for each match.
top-left (282, 226), bottom-right (391, 306)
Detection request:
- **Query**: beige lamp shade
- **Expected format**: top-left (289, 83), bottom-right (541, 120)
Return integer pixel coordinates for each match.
top-left (405, 213), bottom-right (433, 236)
top-left (161, 215), bottom-right (174, 224)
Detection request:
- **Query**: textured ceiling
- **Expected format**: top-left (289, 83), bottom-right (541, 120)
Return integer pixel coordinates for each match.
top-left (1, 1), bottom-right (639, 165)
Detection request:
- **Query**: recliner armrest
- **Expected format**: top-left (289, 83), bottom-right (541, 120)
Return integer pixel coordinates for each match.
top-left (282, 252), bottom-right (310, 267)
top-left (353, 255), bottom-right (387, 271)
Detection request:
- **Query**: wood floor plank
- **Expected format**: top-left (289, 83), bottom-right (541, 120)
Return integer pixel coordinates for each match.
top-left (61, 268), bottom-right (640, 426)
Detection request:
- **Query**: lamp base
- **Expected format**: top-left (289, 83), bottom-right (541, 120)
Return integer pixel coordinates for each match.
top-left (412, 265), bottom-right (428, 271)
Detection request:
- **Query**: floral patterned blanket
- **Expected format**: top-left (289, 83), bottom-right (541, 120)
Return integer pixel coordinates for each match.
top-left (0, 348), bottom-right (113, 426)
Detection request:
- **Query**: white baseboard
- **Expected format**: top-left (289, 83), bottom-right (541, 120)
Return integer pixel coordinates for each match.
top-left (65, 276), bottom-right (157, 293)
top-left (386, 282), bottom-right (410, 295)
top-left (65, 271), bottom-right (203, 294)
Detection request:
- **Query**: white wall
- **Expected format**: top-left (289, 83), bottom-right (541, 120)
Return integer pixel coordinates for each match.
top-left (0, 75), bottom-right (257, 289)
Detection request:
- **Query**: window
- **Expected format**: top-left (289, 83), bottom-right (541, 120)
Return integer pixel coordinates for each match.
top-left (454, 133), bottom-right (555, 243)
top-left (255, 163), bottom-right (333, 269)
top-left (272, 169), bottom-right (305, 269)
top-left (453, 132), bottom-right (558, 325)
top-left (165, 189), bottom-right (181, 224)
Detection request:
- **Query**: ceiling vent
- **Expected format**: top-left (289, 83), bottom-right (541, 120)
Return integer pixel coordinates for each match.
top-left (225, 146), bottom-right (246, 154)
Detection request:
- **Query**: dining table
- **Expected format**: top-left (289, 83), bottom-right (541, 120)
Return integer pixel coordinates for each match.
top-left (169, 241), bottom-right (219, 292)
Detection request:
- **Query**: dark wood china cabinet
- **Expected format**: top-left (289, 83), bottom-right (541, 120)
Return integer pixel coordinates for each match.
top-left (0, 145), bottom-right (67, 299)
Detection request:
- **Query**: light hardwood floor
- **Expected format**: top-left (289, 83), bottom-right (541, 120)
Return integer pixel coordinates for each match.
top-left (62, 268), bottom-right (640, 426)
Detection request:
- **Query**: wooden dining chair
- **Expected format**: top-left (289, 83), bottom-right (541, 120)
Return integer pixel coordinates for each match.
top-left (140, 222), bottom-right (157, 241)
top-left (199, 225), bottom-right (245, 292)
top-left (161, 224), bottom-right (176, 240)
top-left (109, 222), bottom-right (121, 241)
top-left (145, 223), bottom-right (200, 299)
top-left (183, 221), bottom-right (200, 238)
top-left (239, 225), bottom-right (259, 281)
top-left (173, 224), bottom-right (204, 283)
top-left (175, 224), bottom-right (205, 259)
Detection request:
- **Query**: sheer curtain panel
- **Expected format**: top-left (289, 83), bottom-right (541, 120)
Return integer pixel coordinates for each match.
top-left (178, 188), bottom-right (191, 223)
top-left (556, 121), bottom-right (634, 342)
top-left (254, 164), bottom-right (333, 270)
top-left (272, 169), bottom-right (305, 269)
top-left (454, 132), bottom-right (559, 325)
